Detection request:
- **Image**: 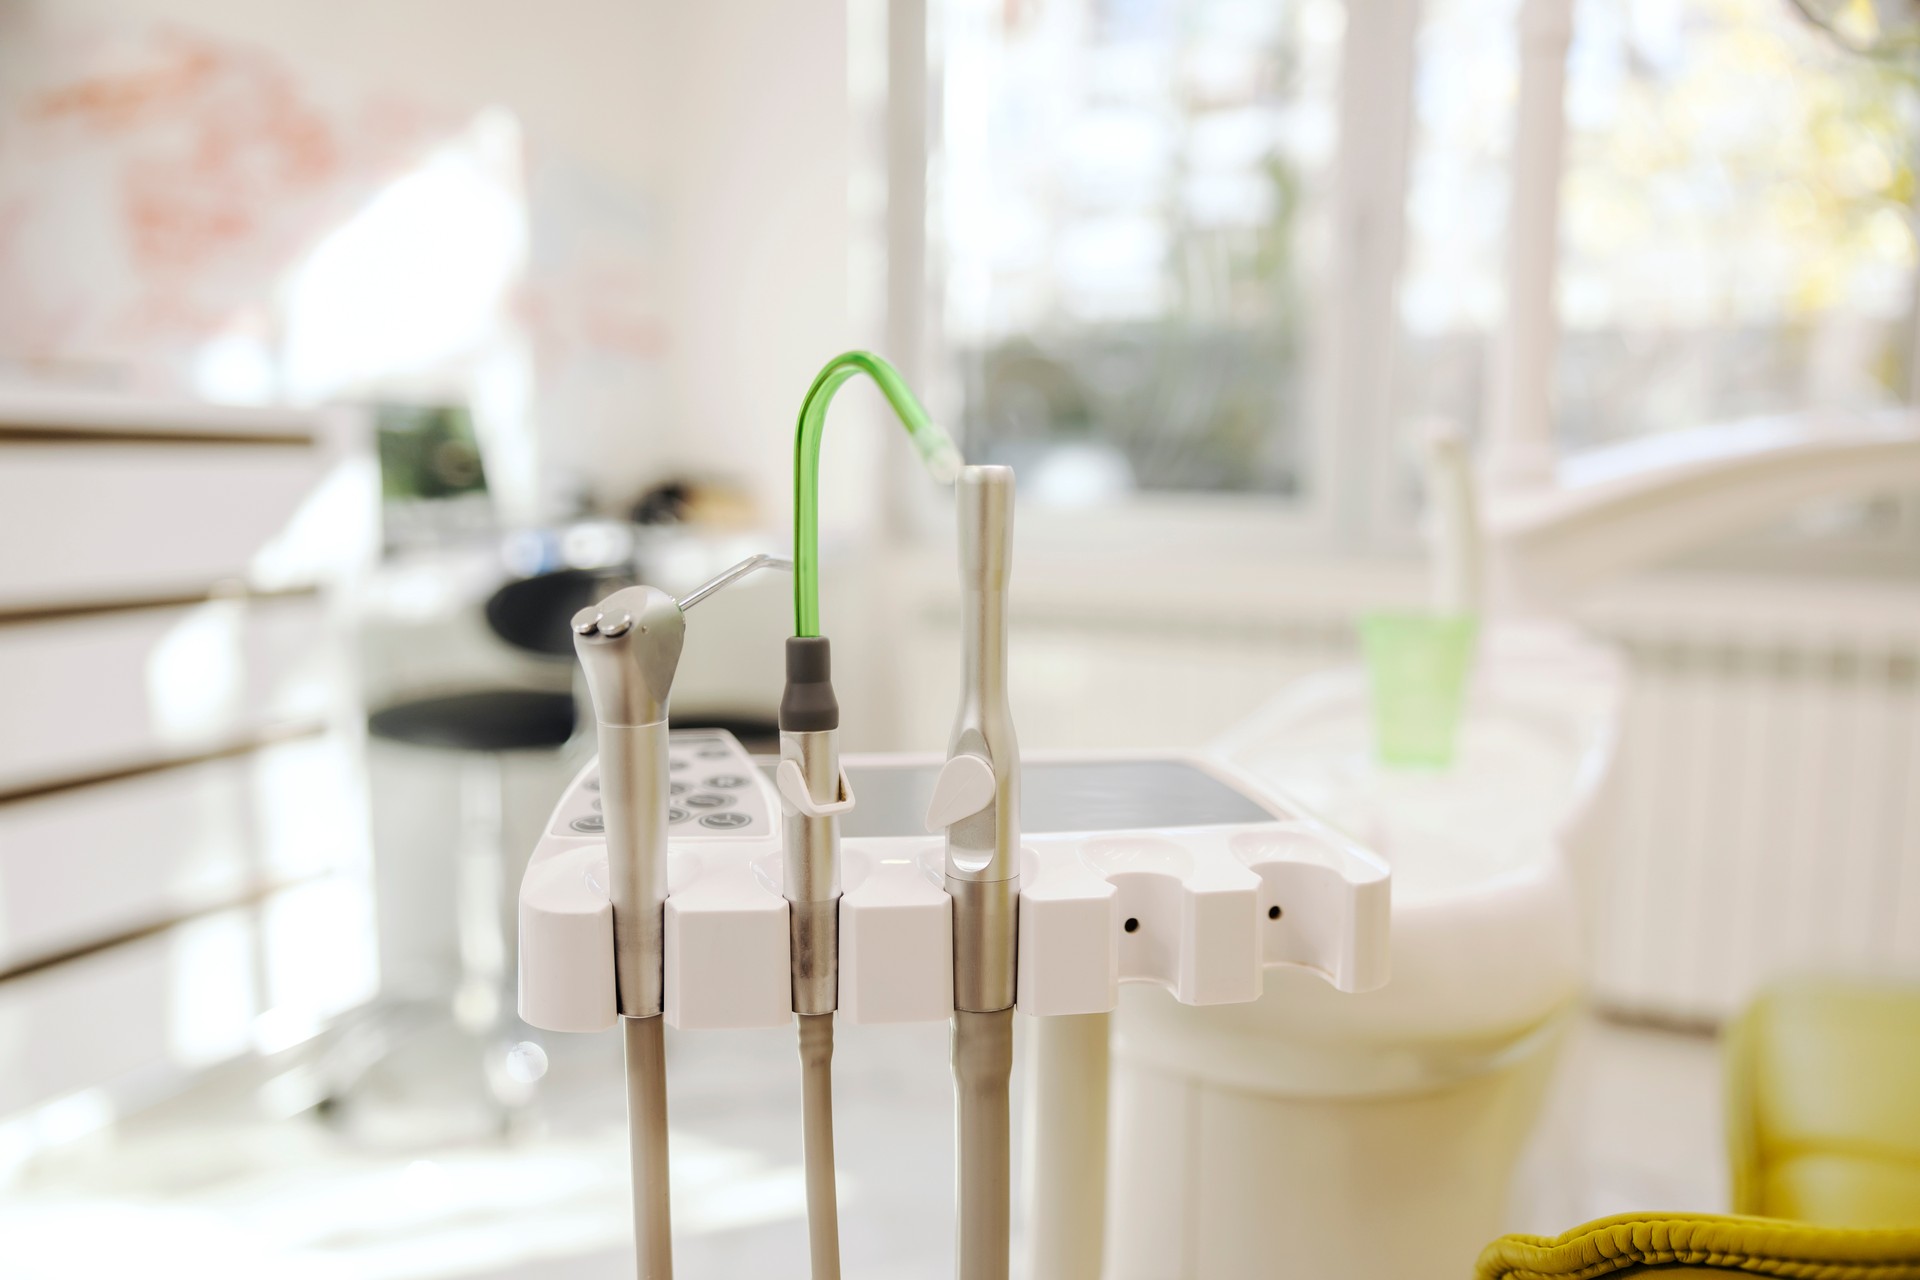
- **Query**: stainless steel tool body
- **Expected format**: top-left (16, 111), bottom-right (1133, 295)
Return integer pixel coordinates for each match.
top-left (567, 557), bottom-right (790, 1280)
top-left (572, 585), bottom-right (685, 1280)
top-left (926, 465), bottom-right (1021, 1280)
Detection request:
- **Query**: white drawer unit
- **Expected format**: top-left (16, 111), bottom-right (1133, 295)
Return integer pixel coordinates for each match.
top-left (0, 734), bottom-right (364, 973)
top-left (0, 594), bottom-right (334, 793)
top-left (0, 443), bottom-right (332, 605)
top-left (0, 872), bottom-right (378, 1117)
top-left (0, 393), bottom-right (369, 610)
top-left (0, 391), bottom-right (376, 1120)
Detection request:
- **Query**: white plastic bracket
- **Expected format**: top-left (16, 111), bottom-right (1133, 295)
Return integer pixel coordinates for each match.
top-left (924, 752), bottom-right (996, 831)
top-left (520, 749), bottom-right (1390, 1036)
top-left (775, 759), bottom-right (856, 818)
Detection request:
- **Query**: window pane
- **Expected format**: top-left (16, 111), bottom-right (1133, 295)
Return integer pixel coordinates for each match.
top-left (1397, 0), bottom-right (1520, 455)
top-left (937, 0), bottom-right (1343, 501)
top-left (1400, 0), bottom-right (1919, 455)
top-left (1560, 0), bottom-right (1917, 448)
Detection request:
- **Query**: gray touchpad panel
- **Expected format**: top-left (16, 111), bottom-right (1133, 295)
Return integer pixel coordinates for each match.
top-left (763, 759), bottom-right (1275, 839)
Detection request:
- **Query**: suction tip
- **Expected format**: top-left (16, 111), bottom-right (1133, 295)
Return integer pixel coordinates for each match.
top-left (923, 437), bottom-right (965, 485)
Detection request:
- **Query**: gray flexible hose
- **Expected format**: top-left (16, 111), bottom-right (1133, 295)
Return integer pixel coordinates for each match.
top-left (798, 1012), bottom-right (843, 1280)
top-left (624, 1015), bottom-right (675, 1278)
top-left (952, 1008), bottom-right (1014, 1280)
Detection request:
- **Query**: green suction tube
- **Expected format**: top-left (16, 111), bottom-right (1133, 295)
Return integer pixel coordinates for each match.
top-left (792, 351), bottom-right (962, 637)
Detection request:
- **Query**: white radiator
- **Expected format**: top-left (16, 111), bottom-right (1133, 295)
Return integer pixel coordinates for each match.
top-left (1578, 576), bottom-right (1920, 1025)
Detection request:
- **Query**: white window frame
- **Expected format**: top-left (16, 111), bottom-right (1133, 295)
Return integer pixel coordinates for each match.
top-left (887, 0), bottom-right (1426, 559)
top-left (886, 0), bottom-right (1920, 567)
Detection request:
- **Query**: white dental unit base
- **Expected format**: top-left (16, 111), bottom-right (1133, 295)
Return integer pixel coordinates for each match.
top-left (513, 351), bottom-right (1389, 1280)
top-left (519, 735), bottom-right (1388, 1279)
top-left (521, 741), bottom-right (1389, 1035)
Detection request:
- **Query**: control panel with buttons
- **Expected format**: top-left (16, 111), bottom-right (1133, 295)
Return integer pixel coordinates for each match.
top-left (547, 729), bottom-right (773, 839)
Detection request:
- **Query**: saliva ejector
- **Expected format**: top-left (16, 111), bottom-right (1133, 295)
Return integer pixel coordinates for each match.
top-left (518, 351), bottom-right (1396, 1279)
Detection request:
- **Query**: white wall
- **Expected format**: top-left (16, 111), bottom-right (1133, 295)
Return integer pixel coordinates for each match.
top-left (35, 0), bottom-right (656, 197)
top-left (8, 0), bottom-right (874, 527)
top-left (641, 1), bottom-right (872, 528)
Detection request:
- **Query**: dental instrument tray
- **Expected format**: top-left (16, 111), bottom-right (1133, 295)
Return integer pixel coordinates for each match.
top-left (520, 732), bottom-right (1389, 1034)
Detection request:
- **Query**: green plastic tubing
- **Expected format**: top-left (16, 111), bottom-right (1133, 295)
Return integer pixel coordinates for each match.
top-left (792, 351), bottom-right (961, 637)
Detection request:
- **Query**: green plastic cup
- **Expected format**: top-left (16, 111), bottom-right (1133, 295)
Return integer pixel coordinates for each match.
top-left (1360, 612), bottom-right (1478, 769)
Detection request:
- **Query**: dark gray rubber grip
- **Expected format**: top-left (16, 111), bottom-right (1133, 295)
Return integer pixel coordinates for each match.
top-left (780, 636), bottom-right (840, 731)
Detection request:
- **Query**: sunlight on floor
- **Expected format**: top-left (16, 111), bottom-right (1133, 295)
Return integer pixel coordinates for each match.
top-left (0, 1014), bottom-right (1722, 1280)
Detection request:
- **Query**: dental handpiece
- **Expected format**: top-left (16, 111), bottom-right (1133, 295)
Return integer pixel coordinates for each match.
top-left (570, 556), bottom-right (791, 1280)
top-left (573, 588), bottom-right (685, 1021)
top-left (573, 586), bottom-right (686, 1280)
top-left (928, 465), bottom-right (1020, 1280)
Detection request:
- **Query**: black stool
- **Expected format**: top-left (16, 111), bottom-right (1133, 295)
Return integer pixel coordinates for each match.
top-left (368, 688), bottom-right (578, 754)
top-left (357, 568), bottom-right (617, 1120)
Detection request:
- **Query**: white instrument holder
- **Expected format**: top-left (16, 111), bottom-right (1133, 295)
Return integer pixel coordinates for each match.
top-left (520, 736), bottom-right (1390, 1034)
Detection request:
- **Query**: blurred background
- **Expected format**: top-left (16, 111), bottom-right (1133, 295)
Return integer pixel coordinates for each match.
top-left (0, 0), bottom-right (1915, 1275)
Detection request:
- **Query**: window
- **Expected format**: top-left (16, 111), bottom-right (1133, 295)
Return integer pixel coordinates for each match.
top-left (931, 0), bottom-right (1920, 547)
top-left (1398, 0), bottom-right (1920, 454)
top-left (936, 0), bottom-right (1343, 504)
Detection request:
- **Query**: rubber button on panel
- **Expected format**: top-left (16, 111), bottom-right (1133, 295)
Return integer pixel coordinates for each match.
top-left (685, 792), bottom-right (731, 809)
top-left (670, 759), bottom-right (689, 771)
top-left (570, 815), bottom-right (605, 834)
top-left (585, 776), bottom-right (600, 791)
top-left (668, 807), bottom-right (690, 824)
top-left (707, 775), bottom-right (748, 789)
top-left (699, 811), bottom-right (751, 829)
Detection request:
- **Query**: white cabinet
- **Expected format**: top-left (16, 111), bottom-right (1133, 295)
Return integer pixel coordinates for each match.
top-left (0, 390), bottom-right (377, 1117)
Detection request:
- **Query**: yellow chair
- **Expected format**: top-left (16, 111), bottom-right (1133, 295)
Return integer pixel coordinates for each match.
top-left (1727, 979), bottom-right (1920, 1226)
top-left (1476, 979), bottom-right (1920, 1278)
